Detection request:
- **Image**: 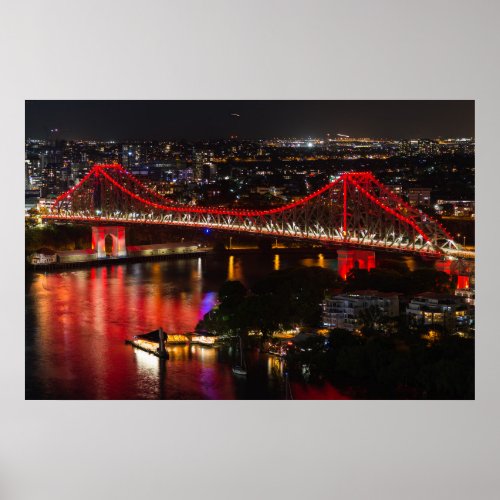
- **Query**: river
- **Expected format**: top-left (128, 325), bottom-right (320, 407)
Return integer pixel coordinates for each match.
top-left (25, 251), bottom-right (418, 400)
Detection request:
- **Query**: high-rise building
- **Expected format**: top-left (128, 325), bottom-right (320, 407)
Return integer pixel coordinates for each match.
top-left (192, 150), bottom-right (204, 182)
top-left (40, 142), bottom-right (64, 197)
top-left (25, 160), bottom-right (33, 189)
top-left (202, 163), bottom-right (218, 181)
top-left (192, 149), bottom-right (214, 182)
top-left (408, 188), bottom-right (431, 207)
top-left (121, 144), bottom-right (140, 170)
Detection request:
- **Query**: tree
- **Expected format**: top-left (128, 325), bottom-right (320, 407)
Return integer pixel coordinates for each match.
top-left (218, 280), bottom-right (248, 312)
top-left (252, 266), bottom-right (339, 326)
top-left (358, 305), bottom-right (385, 336)
top-left (236, 295), bottom-right (283, 338)
top-left (25, 208), bottom-right (40, 228)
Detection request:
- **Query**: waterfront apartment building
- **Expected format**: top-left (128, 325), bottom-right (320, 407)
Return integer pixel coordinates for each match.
top-left (322, 291), bottom-right (400, 332)
top-left (406, 292), bottom-right (473, 332)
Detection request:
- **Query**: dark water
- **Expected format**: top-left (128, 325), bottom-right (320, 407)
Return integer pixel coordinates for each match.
top-left (25, 251), bottom-right (418, 400)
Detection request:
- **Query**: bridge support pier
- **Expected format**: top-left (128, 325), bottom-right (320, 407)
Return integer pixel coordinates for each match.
top-left (435, 259), bottom-right (470, 290)
top-left (337, 249), bottom-right (376, 280)
top-left (91, 226), bottom-right (127, 259)
top-left (456, 275), bottom-right (470, 290)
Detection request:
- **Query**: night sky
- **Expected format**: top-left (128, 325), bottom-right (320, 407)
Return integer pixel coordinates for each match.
top-left (25, 101), bottom-right (474, 141)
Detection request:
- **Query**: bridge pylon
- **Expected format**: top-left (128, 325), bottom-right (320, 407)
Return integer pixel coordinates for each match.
top-left (435, 257), bottom-right (474, 290)
top-left (337, 249), bottom-right (376, 280)
top-left (91, 226), bottom-right (127, 259)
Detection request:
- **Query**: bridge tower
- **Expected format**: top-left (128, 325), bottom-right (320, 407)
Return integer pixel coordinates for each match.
top-left (91, 226), bottom-right (127, 259)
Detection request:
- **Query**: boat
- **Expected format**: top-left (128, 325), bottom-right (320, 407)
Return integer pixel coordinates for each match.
top-left (125, 327), bottom-right (170, 359)
top-left (232, 336), bottom-right (247, 376)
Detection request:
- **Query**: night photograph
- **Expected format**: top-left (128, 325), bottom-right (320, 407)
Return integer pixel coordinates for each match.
top-left (5, 1), bottom-right (500, 499)
top-left (25, 100), bottom-right (475, 400)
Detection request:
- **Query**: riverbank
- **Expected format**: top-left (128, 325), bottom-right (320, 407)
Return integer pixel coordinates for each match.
top-left (26, 252), bottom-right (348, 399)
top-left (26, 251), bottom-right (468, 399)
top-left (26, 248), bottom-right (211, 271)
top-left (25, 244), bottom-right (341, 271)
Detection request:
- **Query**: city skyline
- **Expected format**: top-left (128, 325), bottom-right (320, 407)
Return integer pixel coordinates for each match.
top-left (25, 100), bottom-right (475, 141)
top-left (9, 1), bottom-right (495, 495)
top-left (25, 100), bottom-right (475, 403)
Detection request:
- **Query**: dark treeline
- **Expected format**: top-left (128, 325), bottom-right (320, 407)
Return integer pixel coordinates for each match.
top-left (198, 264), bottom-right (473, 399)
top-left (197, 266), bottom-right (340, 336)
top-left (287, 329), bottom-right (474, 399)
top-left (197, 263), bottom-right (454, 337)
top-left (344, 265), bottom-right (453, 294)
top-left (25, 225), bottom-right (91, 254)
top-left (25, 224), bottom-right (216, 254)
top-left (25, 223), bottom-right (323, 255)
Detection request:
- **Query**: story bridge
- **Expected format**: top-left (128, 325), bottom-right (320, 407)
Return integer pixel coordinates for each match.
top-left (42, 164), bottom-right (473, 261)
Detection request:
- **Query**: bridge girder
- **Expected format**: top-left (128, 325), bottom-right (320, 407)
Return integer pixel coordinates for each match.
top-left (45, 164), bottom-right (465, 257)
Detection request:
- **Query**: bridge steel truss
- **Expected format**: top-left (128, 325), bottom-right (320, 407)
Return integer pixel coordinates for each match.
top-left (44, 164), bottom-right (464, 257)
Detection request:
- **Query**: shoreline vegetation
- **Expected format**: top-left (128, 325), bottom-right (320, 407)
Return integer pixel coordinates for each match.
top-left (26, 223), bottom-right (474, 399)
top-left (196, 265), bottom-right (474, 400)
top-left (25, 223), bottom-right (333, 257)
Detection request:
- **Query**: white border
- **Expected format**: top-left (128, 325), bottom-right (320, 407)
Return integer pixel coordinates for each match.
top-left (1, 1), bottom-right (499, 499)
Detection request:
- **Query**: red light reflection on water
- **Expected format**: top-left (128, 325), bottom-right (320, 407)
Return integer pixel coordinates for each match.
top-left (30, 260), bottom-right (223, 399)
top-left (291, 382), bottom-right (351, 400)
top-left (27, 254), bottom-right (356, 400)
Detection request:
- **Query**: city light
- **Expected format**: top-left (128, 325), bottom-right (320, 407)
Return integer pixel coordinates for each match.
top-left (25, 101), bottom-right (475, 403)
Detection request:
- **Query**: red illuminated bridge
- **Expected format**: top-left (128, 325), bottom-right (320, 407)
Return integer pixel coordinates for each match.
top-left (42, 164), bottom-right (473, 259)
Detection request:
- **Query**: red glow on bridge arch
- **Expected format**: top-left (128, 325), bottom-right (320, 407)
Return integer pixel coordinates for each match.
top-left (45, 164), bottom-right (463, 257)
